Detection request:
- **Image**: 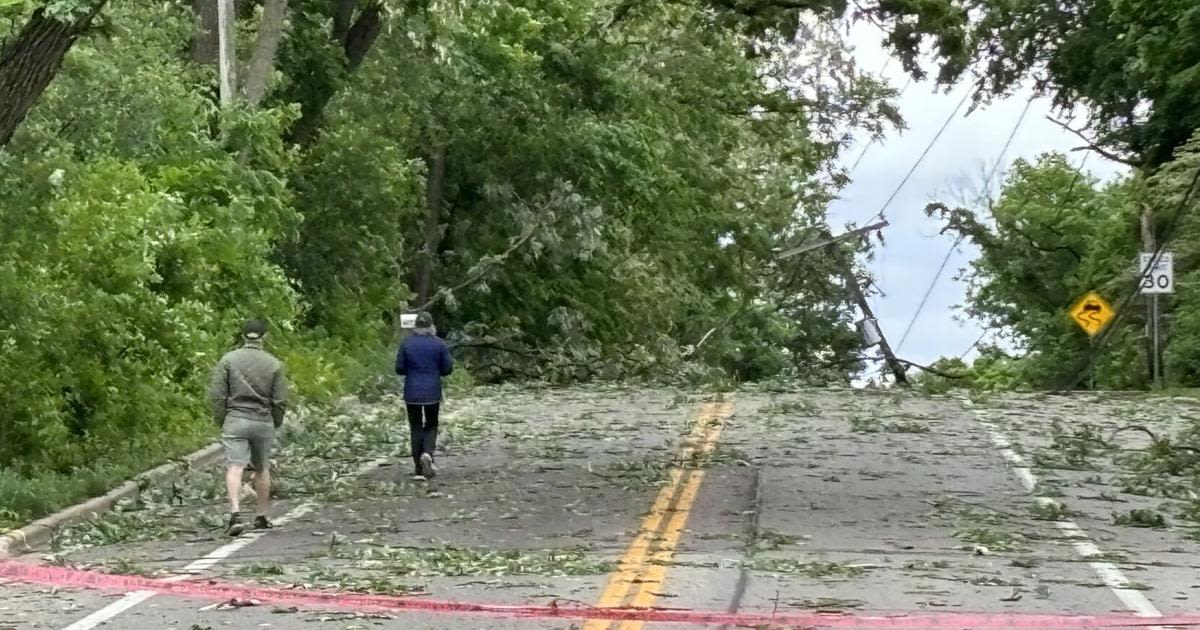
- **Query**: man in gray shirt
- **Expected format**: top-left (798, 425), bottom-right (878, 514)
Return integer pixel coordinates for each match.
top-left (209, 319), bottom-right (289, 536)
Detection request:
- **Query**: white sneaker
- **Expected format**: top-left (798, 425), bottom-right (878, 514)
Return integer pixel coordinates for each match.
top-left (420, 453), bottom-right (436, 478)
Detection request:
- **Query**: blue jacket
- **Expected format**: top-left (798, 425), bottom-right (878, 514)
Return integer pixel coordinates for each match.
top-left (395, 333), bottom-right (453, 404)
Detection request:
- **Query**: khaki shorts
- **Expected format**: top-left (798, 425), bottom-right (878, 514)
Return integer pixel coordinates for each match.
top-left (221, 415), bottom-right (275, 471)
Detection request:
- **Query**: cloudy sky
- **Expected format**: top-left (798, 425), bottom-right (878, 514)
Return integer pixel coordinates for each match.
top-left (827, 25), bottom-right (1128, 379)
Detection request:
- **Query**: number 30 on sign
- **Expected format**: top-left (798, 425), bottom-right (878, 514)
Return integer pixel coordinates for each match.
top-left (1139, 252), bottom-right (1174, 294)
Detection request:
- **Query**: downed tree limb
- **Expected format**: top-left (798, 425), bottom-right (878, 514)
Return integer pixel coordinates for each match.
top-left (411, 224), bottom-right (537, 313)
top-left (826, 353), bottom-right (969, 380)
top-left (448, 340), bottom-right (537, 357)
top-left (686, 326), bottom-right (722, 357)
top-left (683, 296), bottom-right (754, 358)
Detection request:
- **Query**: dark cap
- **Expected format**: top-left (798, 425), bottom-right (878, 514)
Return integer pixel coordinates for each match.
top-left (242, 319), bottom-right (268, 340)
top-left (415, 312), bottom-right (434, 328)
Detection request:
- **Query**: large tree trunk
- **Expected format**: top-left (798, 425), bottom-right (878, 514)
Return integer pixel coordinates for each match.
top-left (332, 0), bottom-right (359, 47)
top-left (415, 145), bottom-right (447, 306)
top-left (343, 2), bottom-right (382, 71)
top-left (190, 0), bottom-right (219, 64)
top-left (288, 0), bottom-right (383, 143)
top-left (242, 0), bottom-right (290, 106)
top-left (0, 4), bottom-right (105, 148)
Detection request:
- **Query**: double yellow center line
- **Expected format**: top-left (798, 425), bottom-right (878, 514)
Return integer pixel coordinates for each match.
top-left (583, 400), bottom-right (734, 630)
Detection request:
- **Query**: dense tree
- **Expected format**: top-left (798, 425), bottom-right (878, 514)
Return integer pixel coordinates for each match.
top-left (926, 132), bottom-right (1200, 390)
top-left (0, 0), bottom-right (908, 521)
top-left (0, 0), bottom-right (987, 151)
top-left (0, 2), bottom-right (302, 474)
top-left (280, 0), bottom-right (893, 382)
top-left (1147, 133), bottom-right (1200, 383)
top-left (876, 0), bottom-right (1200, 169)
top-left (926, 155), bottom-right (1145, 389)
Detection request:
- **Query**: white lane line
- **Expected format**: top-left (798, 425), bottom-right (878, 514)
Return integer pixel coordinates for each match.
top-left (61, 591), bottom-right (157, 630)
top-left (61, 455), bottom-right (390, 630)
top-left (972, 407), bottom-right (1164, 620)
top-left (61, 397), bottom-right (480, 630)
top-left (986, 430), bottom-right (1038, 492)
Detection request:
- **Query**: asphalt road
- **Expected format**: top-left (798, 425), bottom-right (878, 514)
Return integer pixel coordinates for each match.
top-left (3, 386), bottom-right (1200, 630)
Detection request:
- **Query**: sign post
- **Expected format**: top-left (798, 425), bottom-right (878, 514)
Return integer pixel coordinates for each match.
top-left (1069, 291), bottom-right (1115, 391)
top-left (1153, 295), bottom-right (1160, 388)
top-left (1138, 252), bottom-right (1174, 389)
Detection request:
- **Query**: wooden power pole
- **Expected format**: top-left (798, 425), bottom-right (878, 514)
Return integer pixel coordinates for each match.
top-left (839, 257), bottom-right (910, 387)
top-left (1141, 204), bottom-right (1163, 389)
top-left (779, 224), bottom-right (909, 387)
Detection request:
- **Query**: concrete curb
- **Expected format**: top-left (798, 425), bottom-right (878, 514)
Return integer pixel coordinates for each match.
top-left (0, 442), bottom-right (223, 558)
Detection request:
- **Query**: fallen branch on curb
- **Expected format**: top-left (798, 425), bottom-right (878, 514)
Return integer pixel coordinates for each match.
top-left (0, 443), bottom-right (223, 558)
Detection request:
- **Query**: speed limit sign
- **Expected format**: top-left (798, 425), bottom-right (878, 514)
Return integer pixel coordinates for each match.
top-left (1139, 252), bottom-right (1174, 294)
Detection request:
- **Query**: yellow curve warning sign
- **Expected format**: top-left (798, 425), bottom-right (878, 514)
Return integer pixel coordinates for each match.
top-left (1069, 291), bottom-right (1115, 337)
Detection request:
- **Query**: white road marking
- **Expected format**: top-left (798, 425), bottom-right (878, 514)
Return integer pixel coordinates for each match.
top-left (59, 396), bottom-right (481, 630)
top-left (61, 590), bottom-right (157, 629)
top-left (973, 407), bottom-right (1164, 620)
top-left (986, 430), bottom-right (1038, 492)
top-left (60, 454), bottom-right (391, 630)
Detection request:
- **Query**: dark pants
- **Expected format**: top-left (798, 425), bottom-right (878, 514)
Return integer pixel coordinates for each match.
top-left (406, 403), bottom-right (439, 473)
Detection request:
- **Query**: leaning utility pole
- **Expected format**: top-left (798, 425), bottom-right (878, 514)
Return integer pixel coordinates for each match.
top-left (838, 256), bottom-right (910, 387)
top-left (777, 222), bottom-right (909, 387)
top-left (216, 0), bottom-right (237, 105)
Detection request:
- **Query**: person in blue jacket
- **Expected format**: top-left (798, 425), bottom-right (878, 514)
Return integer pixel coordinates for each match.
top-left (396, 311), bottom-right (453, 478)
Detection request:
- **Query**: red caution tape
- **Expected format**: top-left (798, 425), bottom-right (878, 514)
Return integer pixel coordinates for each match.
top-left (0, 560), bottom-right (1196, 628)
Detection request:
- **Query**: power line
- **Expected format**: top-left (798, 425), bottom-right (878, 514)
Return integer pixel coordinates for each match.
top-left (959, 328), bottom-right (989, 359)
top-left (985, 97), bottom-right (1036, 193)
top-left (849, 76), bottom-right (915, 175)
top-left (848, 84), bottom-right (971, 382)
top-left (895, 235), bottom-right (964, 351)
top-left (895, 96), bottom-right (1035, 352)
top-left (871, 86), bottom-right (972, 221)
top-left (855, 83), bottom-right (967, 334)
top-left (849, 79), bottom-right (1002, 379)
top-left (848, 22), bottom-right (915, 177)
